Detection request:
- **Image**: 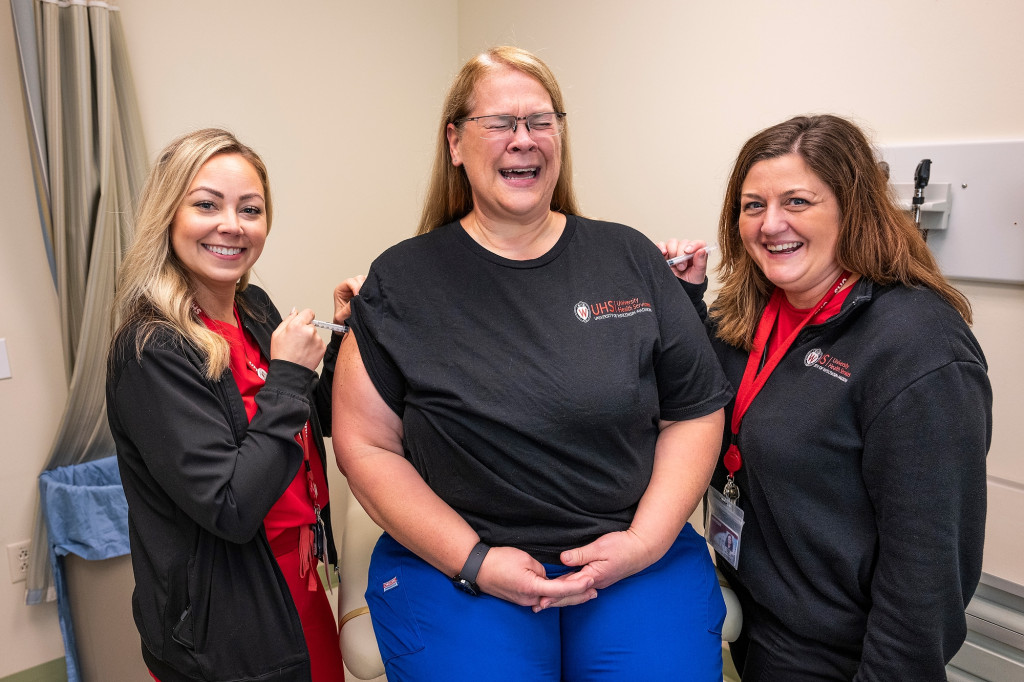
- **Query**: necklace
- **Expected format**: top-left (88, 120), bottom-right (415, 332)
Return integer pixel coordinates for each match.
top-left (192, 300), bottom-right (267, 381)
top-left (244, 355), bottom-right (268, 381)
top-left (232, 307), bottom-right (268, 381)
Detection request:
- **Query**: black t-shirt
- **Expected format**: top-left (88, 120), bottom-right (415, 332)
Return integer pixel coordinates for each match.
top-left (349, 215), bottom-right (732, 562)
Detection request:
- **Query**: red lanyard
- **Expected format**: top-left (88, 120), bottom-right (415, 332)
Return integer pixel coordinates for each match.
top-left (231, 308), bottom-right (326, 588)
top-left (723, 272), bottom-right (851, 478)
top-left (211, 305), bottom-right (322, 516)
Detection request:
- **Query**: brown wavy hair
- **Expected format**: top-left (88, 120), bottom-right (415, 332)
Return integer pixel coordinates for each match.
top-left (416, 46), bottom-right (580, 234)
top-left (711, 114), bottom-right (971, 349)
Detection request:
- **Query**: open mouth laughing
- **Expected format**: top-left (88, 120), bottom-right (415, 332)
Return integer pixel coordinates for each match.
top-left (766, 241), bottom-right (802, 254)
top-left (500, 167), bottom-right (539, 179)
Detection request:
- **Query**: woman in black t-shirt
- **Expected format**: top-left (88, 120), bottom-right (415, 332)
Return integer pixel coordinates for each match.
top-left (333, 46), bottom-right (733, 681)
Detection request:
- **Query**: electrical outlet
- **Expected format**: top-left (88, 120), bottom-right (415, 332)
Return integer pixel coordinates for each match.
top-left (7, 540), bottom-right (31, 583)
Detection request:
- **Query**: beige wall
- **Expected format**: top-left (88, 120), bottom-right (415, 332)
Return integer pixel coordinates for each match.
top-left (2, 0), bottom-right (1021, 676)
top-left (0, 1), bottom-right (68, 673)
top-left (120, 0), bottom-right (459, 346)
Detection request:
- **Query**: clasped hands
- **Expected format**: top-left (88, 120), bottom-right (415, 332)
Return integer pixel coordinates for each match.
top-left (475, 528), bottom-right (658, 613)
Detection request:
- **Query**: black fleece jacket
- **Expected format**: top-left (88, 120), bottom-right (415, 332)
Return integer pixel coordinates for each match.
top-left (688, 277), bottom-right (991, 681)
top-left (106, 285), bottom-right (340, 682)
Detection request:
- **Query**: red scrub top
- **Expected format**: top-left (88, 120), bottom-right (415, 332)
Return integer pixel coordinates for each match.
top-left (199, 307), bottom-right (344, 682)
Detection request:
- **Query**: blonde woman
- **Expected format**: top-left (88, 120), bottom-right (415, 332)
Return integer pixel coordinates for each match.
top-left (107, 128), bottom-right (361, 681)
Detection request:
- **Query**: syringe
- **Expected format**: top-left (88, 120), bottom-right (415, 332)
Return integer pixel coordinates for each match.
top-left (311, 319), bottom-right (349, 334)
top-left (666, 245), bottom-right (718, 267)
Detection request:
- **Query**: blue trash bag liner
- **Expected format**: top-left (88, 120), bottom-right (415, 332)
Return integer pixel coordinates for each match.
top-left (39, 456), bottom-right (130, 682)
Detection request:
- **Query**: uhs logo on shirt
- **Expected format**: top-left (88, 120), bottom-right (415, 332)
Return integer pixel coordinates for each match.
top-left (574, 301), bottom-right (591, 323)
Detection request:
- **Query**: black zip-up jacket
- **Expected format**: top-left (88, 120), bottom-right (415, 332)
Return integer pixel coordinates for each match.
top-left (106, 285), bottom-right (340, 682)
top-left (688, 277), bottom-right (990, 681)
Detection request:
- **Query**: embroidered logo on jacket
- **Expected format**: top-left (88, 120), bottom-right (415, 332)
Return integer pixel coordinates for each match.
top-left (804, 348), bottom-right (852, 383)
top-left (574, 297), bottom-right (652, 323)
top-left (383, 577), bottom-right (399, 592)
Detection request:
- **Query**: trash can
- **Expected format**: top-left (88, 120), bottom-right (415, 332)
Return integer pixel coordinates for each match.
top-left (39, 456), bottom-right (146, 682)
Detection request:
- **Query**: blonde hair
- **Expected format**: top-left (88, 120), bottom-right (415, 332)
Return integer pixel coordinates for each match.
top-left (416, 46), bottom-right (581, 234)
top-left (112, 128), bottom-right (273, 379)
top-left (712, 114), bottom-right (972, 349)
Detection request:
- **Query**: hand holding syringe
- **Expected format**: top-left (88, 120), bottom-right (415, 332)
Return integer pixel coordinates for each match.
top-left (666, 245), bottom-right (718, 267)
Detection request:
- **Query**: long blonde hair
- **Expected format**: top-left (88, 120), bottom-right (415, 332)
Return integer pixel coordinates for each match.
top-left (712, 114), bottom-right (972, 349)
top-left (416, 46), bottom-right (581, 234)
top-left (112, 128), bottom-right (273, 379)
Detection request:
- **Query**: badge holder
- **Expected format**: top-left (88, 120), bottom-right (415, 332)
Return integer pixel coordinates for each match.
top-left (705, 485), bottom-right (744, 569)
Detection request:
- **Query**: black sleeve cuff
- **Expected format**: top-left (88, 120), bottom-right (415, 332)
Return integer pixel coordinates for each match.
top-left (680, 277), bottom-right (709, 321)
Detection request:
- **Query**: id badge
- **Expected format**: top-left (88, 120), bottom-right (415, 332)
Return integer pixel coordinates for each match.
top-left (705, 485), bottom-right (744, 569)
top-left (312, 518), bottom-right (326, 563)
top-left (311, 516), bottom-right (334, 594)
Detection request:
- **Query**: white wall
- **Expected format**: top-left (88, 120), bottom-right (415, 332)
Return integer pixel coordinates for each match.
top-left (457, 0), bottom-right (1024, 583)
top-left (2, 0), bottom-right (1021, 677)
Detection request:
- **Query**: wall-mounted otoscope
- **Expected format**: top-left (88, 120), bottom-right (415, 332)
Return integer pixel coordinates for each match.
top-left (913, 158), bottom-right (931, 239)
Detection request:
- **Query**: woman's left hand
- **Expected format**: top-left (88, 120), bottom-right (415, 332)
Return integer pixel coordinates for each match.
top-left (333, 275), bottom-right (366, 324)
top-left (535, 529), bottom-right (657, 610)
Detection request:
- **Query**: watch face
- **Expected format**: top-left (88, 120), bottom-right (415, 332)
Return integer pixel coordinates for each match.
top-left (452, 577), bottom-right (479, 596)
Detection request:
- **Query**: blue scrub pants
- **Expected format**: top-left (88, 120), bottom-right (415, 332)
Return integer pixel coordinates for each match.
top-left (366, 524), bottom-right (726, 681)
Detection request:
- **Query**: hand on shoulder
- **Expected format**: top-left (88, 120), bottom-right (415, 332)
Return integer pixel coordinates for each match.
top-left (333, 275), bottom-right (366, 324)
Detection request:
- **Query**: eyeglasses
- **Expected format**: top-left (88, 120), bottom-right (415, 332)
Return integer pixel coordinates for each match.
top-left (455, 112), bottom-right (567, 139)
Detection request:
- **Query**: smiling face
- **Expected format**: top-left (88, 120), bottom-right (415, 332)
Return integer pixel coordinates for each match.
top-left (170, 152), bottom-right (267, 305)
top-left (446, 66), bottom-right (562, 227)
top-left (738, 153), bottom-right (843, 308)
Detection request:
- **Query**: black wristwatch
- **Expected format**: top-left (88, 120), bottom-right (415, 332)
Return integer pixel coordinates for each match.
top-left (451, 542), bottom-right (490, 596)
